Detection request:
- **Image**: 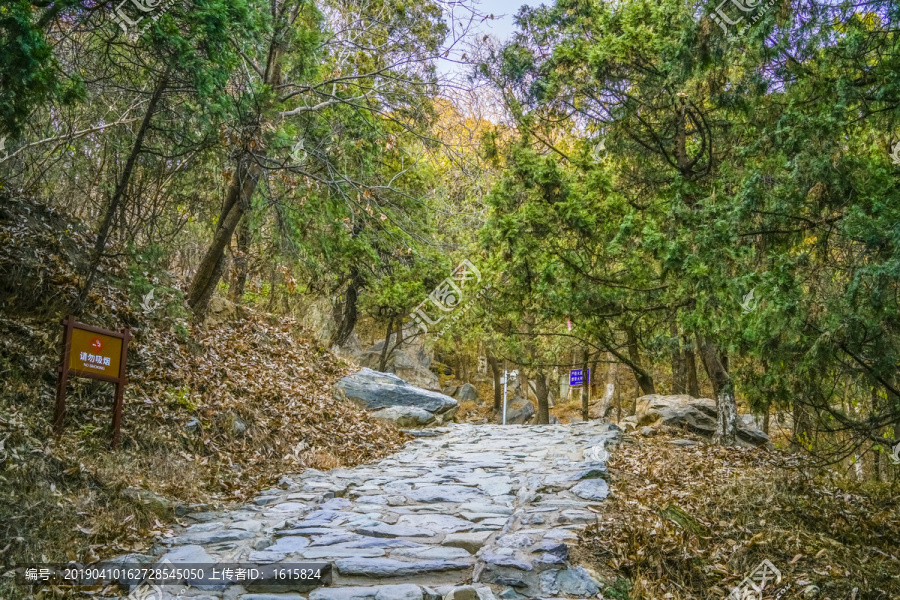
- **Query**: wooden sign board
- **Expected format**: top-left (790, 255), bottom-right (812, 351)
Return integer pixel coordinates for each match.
top-left (54, 316), bottom-right (131, 449)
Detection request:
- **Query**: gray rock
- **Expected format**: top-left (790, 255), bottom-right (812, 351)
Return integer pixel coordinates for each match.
top-left (444, 586), bottom-right (479, 600)
top-left (335, 368), bottom-right (457, 415)
top-left (355, 523), bottom-right (435, 538)
top-left (407, 485), bottom-right (483, 503)
top-left (481, 552), bottom-right (533, 571)
top-left (571, 478), bottom-right (610, 501)
top-left (555, 566), bottom-right (601, 595)
top-left (238, 594), bottom-right (305, 600)
top-left (441, 531), bottom-right (493, 553)
top-left (371, 405), bottom-right (437, 427)
top-left (640, 425), bottom-right (657, 436)
top-left (267, 535), bottom-right (311, 552)
top-left (455, 383), bottom-right (479, 402)
top-left (309, 584), bottom-right (424, 600)
top-left (390, 546), bottom-right (472, 560)
top-left (504, 398), bottom-right (534, 425)
top-left (334, 558), bottom-right (470, 577)
top-left (396, 514), bottom-right (474, 533)
top-left (635, 394), bottom-right (771, 447)
top-left (171, 528), bottom-right (255, 545)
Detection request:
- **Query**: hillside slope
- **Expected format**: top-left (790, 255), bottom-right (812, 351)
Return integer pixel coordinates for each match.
top-left (0, 195), bottom-right (406, 597)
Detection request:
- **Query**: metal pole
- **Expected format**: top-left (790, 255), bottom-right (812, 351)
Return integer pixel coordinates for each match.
top-left (502, 369), bottom-right (508, 425)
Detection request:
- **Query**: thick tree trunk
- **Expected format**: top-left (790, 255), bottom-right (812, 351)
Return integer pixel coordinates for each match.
top-left (671, 322), bottom-right (687, 394)
top-left (488, 354), bottom-right (502, 411)
top-left (330, 266), bottom-right (363, 348)
top-left (229, 219), bottom-right (251, 302)
top-left (626, 325), bottom-right (656, 395)
top-left (378, 317), bottom-right (395, 372)
top-left (581, 347), bottom-right (590, 420)
top-left (77, 68), bottom-right (170, 311)
top-left (599, 355), bottom-right (617, 419)
top-left (698, 336), bottom-right (737, 445)
top-left (685, 339), bottom-right (700, 398)
top-left (534, 370), bottom-right (551, 424)
top-left (188, 200), bottom-right (247, 315)
top-left (792, 400), bottom-right (812, 447)
top-left (188, 152), bottom-right (262, 316)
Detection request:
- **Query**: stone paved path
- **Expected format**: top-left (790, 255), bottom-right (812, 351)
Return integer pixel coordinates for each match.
top-left (136, 421), bottom-right (620, 600)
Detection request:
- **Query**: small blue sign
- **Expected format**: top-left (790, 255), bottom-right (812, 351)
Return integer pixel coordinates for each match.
top-left (570, 368), bottom-right (589, 386)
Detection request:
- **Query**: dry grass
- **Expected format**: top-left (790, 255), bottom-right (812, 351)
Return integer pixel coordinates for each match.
top-left (572, 430), bottom-right (900, 600)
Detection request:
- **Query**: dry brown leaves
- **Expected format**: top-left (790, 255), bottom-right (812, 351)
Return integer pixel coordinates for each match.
top-left (572, 431), bottom-right (900, 600)
top-left (0, 196), bottom-right (408, 583)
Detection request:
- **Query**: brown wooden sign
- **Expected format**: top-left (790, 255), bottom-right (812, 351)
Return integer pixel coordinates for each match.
top-left (54, 316), bottom-right (131, 449)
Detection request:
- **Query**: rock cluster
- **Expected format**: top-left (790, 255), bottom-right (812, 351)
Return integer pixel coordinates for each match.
top-left (333, 368), bottom-right (459, 428)
top-left (108, 421), bottom-right (618, 599)
top-left (633, 394), bottom-right (772, 447)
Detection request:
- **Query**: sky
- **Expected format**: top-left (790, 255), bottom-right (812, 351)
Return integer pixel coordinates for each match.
top-left (435, 0), bottom-right (546, 77)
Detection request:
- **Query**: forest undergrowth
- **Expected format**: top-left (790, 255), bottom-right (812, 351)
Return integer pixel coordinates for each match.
top-left (0, 195), bottom-right (406, 598)
top-left (574, 431), bottom-right (900, 600)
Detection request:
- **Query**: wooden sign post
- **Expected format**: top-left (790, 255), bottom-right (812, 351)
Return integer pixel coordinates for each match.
top-left (54, 316), bottom-right (132, 449)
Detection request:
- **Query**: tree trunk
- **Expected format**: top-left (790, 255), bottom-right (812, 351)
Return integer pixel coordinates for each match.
top-left (534, 370), bottom-right (550, 424)
top-left (793, 400), bottom-right (812, 447)
top-left (581, 347), bottom-right (590, 420)
top-left (763, 402), bottom-right (770, 435)
top-left (229, 219), bottom-right (251, 302)
top-left (685, 338), bottom-right (700, 398)
top-left (378, 317), bottom-right (395, 372)
top-left (671, 322), bottom-right (687, 394)
top-left (187, 151), bottom-right (262, 316)
top-left (77, 68), bottom-right (170, 311)
top-left (626, 325), bottom-right (656, 395)
top-left (599, 355), bottom-right (617, 419)
top-left (698, 336), bottom-right (737, 445)
top-left (488, 354), bottom-right (502, 411)
top-left (330, 266), bottom-right (363, 348)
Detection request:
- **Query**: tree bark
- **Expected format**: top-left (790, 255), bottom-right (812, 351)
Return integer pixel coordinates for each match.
top-left (534, 370), bottom-right (551, 424)
top-left (378, 317), bottom-right (394, 372)
top-left (685, 339), bottom-right (700, 398)
top-left (581, 347), bottom-right (590, 420)
top-left (488, 354), bottom-right (502, 411)
top-left (671, 322), bottom-right (687, 394)
top-left (187, 151), bottom-right (262, 316)
top-left (229, 218), bottom-right (251, 302)
top-left (599, 355), bottom-right (617, 419)
top-left (698, 336), bottom-right (737, 445)
top-left (626, 325), bottom-right (656, 395)
top-left (77, 68), bottom-right (170, 311)
top-left (329, 266), bottom-right (363, 348)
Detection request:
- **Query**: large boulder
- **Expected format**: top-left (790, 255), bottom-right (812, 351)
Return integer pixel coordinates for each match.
top-left (634, 394), bottom-right (771, 447)
top-left (455, 383), bottom-right (479, 403)
top-left (504, 397), bottom-right (535, 425)
top-left (334, 368), bottom-right (458, 427)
